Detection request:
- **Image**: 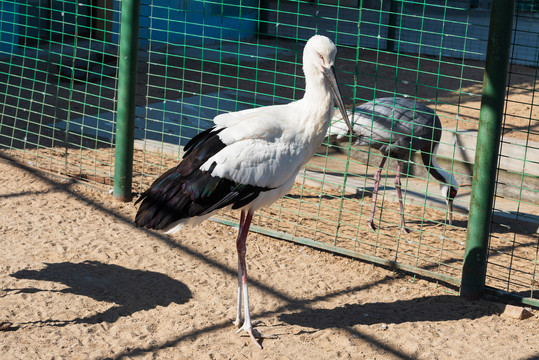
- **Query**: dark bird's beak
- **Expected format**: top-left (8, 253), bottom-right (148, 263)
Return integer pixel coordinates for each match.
top-left (323, 66), bottom-right (352, 134)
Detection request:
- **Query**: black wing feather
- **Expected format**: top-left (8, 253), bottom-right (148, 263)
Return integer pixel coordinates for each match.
top-left (135, 127), bottom-right (271, 230)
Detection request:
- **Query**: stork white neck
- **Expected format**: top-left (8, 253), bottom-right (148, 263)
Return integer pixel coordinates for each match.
top-left (298, 35), bottom-right (345, 142)
top-left (301, 75), bottom-right (334, 131)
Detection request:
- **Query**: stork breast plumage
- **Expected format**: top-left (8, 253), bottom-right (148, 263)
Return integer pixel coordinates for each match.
top-left (199, 103), bottom-right (313, 189)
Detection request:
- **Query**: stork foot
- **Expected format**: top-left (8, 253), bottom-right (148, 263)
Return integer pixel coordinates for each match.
top-left (235, 321), bottom-right (278, 349)
top-left (400, 226), bottom-right (411, 234)
top-left (231, 317), bottom-right (242, 329)
top-left (230, 318), bottom-right (267, 328)
top-left (237, 325), bottom-right (262, 349)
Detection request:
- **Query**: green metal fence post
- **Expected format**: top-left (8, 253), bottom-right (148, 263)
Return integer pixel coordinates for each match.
top-left (113, 0), bottom-right (140, 202)
top-left (460, 0), bottom-right (515, 299)
top-left (386, 0), bottom-right (401, 52)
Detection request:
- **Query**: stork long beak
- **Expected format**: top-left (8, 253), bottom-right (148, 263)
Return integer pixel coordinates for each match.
top-left (323, 66), bottom-right (352, 134)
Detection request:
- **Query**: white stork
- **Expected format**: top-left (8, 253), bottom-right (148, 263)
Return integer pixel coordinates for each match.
top-left (135, 35), bottom-right (352, 348)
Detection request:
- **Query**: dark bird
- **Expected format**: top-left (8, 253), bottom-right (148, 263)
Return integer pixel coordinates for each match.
top-left (135, 35), bottom-right (352, 347)
top-left (330, 97), bottom-right (458, 232)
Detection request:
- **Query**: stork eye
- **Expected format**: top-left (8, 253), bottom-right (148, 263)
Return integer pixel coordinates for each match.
top-left (318, 53), bottom-right (325, 64)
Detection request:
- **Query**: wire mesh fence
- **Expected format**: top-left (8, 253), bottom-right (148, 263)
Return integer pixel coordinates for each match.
top-left (0, 0), bottom-right (119, 184)
top-left (0, 1), bottom-right (537, 306)
top-left (485, 6), bottom-right (539, 302)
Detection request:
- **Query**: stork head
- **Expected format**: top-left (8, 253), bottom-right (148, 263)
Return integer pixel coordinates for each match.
top-left (303, 35), bottom-right (352, 134)
top-left (303, 35), bottom-right (338, 76)
top-left (439, 174), bottom-right (459, 225)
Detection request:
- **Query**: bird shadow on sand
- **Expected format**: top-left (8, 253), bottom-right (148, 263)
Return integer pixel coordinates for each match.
top-left (7, 260), bottom-right (191, 327)
top-left (278, 294), bottom-right (501, 330)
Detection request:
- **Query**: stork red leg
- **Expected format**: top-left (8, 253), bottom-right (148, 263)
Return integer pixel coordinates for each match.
top-left (232, 211), bottom-right (246, 328)
top-left (395, 161), bottom-right (410, 233)
top-left (234, 210), bottom-right (265, 348)
top-left (368, 156), bottom-right (387, 231)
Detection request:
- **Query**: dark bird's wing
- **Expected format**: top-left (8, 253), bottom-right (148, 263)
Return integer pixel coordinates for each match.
top-left (349, 97), bottom-right (441, 158)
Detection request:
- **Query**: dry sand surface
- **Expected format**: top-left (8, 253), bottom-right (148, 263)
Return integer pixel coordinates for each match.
top-left (1, 156), bottom-right (538, 359)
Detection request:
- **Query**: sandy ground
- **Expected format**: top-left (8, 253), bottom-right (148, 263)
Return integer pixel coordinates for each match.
top-left (1, 155), bottom-right (538, 359)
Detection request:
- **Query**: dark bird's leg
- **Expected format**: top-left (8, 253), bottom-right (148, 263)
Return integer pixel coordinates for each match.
top-left (395, 161), bottom-right (410, 233)
top-left (368, 156), bottom-right (387, 231)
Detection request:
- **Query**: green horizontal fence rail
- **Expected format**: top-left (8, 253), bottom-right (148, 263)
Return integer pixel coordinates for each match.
top-left (0, 1), bottom-right (537, 307)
